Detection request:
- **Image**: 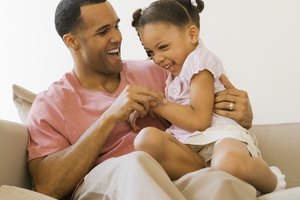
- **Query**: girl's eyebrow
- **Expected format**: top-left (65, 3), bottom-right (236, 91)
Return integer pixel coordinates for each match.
top-left (155, 41), bottom-right (165, 48)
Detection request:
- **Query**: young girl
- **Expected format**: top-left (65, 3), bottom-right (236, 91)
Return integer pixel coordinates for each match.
top-left (130, 0), bottom-right (285, 193)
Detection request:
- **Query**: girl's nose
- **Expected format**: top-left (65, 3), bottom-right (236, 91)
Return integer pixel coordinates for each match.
top-left (153, 53), bottom-right (164, 65)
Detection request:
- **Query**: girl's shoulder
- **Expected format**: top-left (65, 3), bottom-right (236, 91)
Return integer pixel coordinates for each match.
top-left (181, 43), bottom-right (225, 82)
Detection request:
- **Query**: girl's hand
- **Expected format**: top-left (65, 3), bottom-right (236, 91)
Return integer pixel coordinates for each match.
top-left (127, 110), bottom-right (141, 132)
top-left (106, 85), bottom-right (165, 123)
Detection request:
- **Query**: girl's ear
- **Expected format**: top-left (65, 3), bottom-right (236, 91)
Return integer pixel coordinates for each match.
top-left (188, 25), bottom-right (199, 45)
top-left (63, 33), bottom-right (80, 50)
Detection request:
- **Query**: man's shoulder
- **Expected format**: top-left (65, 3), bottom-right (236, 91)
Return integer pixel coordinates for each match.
top-left (34, 71), bottom-right (75, 104)
top-left (122, 59), bottom-right (167, 90)
top-left (28, 71), bottom-right (77, 122)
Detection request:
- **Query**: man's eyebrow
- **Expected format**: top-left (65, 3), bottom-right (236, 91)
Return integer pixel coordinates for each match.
top-left (96, 18), bottom-right (120, 32)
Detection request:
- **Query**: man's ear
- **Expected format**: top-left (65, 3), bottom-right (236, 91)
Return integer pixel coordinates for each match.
top-left (188, 25), bottom-right (199, 45)
top-left (63, 33), bottom-right (80, 50)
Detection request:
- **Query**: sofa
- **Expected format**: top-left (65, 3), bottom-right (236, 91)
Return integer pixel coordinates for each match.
top-left (0, 85), bottom-right (300, 199)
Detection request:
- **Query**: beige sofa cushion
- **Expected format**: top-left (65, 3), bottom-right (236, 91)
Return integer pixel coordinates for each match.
top-left (0, 185), bottom-right (56, 200)
top-left (258, 187), bottom-right (300, 200)
top-left (250, 123), bottom-right (300, 189)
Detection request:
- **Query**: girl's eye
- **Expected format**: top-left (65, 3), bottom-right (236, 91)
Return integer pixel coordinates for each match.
top-left (159, 45), bottom-right (168, 50)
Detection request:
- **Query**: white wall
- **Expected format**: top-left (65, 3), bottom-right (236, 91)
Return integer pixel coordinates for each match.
top-left (1, 0), bottom-right (299, 125)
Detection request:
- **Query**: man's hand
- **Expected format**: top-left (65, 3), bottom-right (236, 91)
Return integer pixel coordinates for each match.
top-left (214, 75), bottom-right (253, 129)
top-left (106, 85), bottom-right (165, 123)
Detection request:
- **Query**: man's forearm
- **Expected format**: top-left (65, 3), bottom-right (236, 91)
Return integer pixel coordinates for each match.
top-left (29, 114), bottom-right (117, 199)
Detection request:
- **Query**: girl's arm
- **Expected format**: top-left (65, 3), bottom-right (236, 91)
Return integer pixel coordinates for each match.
top-left (153, 69), bottom-right (214, 132)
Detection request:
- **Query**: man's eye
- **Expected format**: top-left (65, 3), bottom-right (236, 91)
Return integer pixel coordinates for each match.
top-left (98, 30), bottom-right (107, 35)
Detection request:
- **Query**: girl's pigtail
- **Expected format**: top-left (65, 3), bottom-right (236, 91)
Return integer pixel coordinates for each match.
top-left (195, 0), bottom-right (204, 13)
top-left (132, 8), bottom-right (143, 28)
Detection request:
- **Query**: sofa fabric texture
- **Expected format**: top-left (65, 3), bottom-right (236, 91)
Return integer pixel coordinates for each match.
top-left (0, 119), bottom-right (31, 189)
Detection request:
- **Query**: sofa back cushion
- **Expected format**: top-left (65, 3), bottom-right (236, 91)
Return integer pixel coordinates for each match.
top-left (250, 123), bottom-right (300, 188)
top-left (12, 84), bottom-right (36, 124)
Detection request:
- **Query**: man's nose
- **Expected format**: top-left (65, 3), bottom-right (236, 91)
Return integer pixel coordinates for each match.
top-left (110, 29), bottom-right (122, 43)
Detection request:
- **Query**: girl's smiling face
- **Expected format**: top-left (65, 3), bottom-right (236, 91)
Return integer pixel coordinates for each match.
top-left (138, 22), bottom-right (199, 76)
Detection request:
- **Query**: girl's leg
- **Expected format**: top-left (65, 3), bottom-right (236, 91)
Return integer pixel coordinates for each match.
top-left (134, 127), bottom-right (206, 180)
top-left (210, 138), bottom-right (277, 193)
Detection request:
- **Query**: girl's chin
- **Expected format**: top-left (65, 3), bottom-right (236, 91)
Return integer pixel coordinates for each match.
top-left (170, 72), bottom-right (179, 77)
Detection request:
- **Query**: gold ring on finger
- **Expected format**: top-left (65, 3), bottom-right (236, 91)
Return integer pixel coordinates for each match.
top-left (229, 102), bottom-right (234, 111)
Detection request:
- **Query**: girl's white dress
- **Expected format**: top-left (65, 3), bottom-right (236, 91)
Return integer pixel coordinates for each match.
top-left (165, 40), bottom-right (260, 163)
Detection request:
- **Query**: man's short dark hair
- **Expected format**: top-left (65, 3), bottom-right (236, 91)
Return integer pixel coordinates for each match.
top-left (55, 0), bottom-right (106, 38)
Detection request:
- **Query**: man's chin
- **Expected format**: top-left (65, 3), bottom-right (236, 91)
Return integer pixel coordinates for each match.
top-left (108, 55), bottom-right (122, 69)
top-left (115, 60), bottom-right (123, 71)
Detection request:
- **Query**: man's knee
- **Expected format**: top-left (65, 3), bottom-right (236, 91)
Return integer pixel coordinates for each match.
top-left (122, 151), bottom-right (166, 177)
top-left (212, 171), bottom-right (256, 200)
top-left (174, 168), bottom-right (256, 200)
top-left (127, 151), bottom-right (154, 162)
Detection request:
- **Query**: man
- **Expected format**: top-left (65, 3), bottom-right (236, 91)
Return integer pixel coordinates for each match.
top-left (27, 0), bottom-right (255, 199)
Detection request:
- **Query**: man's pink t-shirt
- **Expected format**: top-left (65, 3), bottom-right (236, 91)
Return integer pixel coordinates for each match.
top-left (27, 60), bottom-right (167, 164)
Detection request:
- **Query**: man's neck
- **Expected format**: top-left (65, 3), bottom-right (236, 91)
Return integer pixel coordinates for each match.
top-left (73, 69), bottom-right (121, 94)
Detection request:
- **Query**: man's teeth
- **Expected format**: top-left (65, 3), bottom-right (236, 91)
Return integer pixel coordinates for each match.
top-left (107, 48), bottom-right (119, 54)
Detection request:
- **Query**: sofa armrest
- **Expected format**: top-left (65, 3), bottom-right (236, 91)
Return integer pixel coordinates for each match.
top-left (0, 119), bottom-right (31, 189)
top-left (250, 123), bottom-right (300, 188)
